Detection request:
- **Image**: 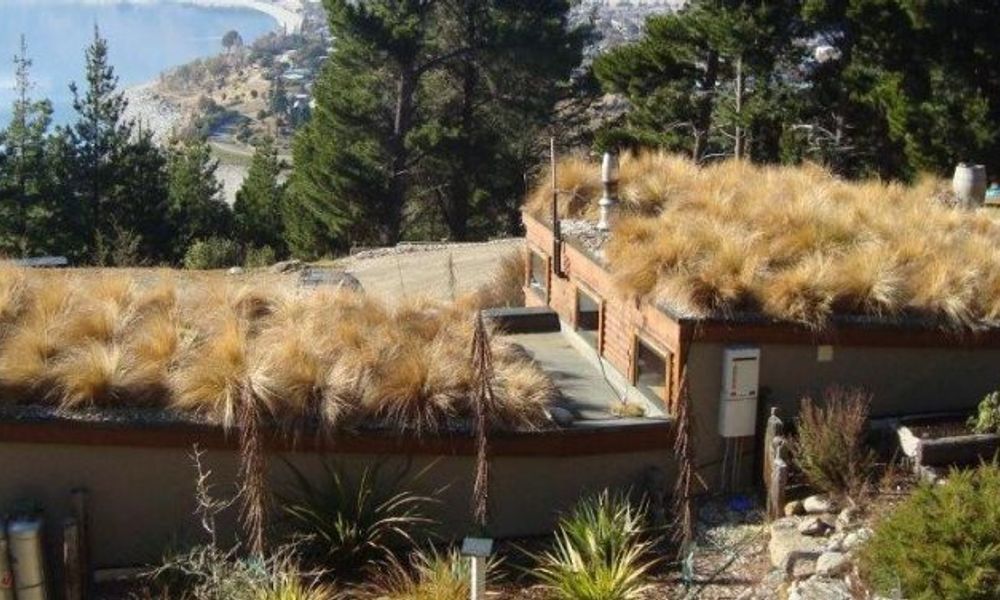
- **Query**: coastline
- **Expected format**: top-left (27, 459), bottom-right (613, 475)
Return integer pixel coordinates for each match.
top-left (175, 0), bottom-right (303, 33)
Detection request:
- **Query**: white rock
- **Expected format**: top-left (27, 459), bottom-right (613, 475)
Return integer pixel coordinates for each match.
top-left (789, 576), bottom-right (852, 600)
top-left (836, 506), bottom-right (859, 529)
top-left (825, 532), bottom-right (847, 552)
top-left (547, 406), bottom-right (574, 427)
top-left (769, 518), bottom-right (825, 569)
top-left (817, 551), bottom-right (850, 576)
top-left (227, 266), bottom-right (245, 275)
top-left (803, 494), bottom-right (838, 514)
top-left (785, 500), bottom-right (805, 517)
top-left (842, 527), bottom-right (874, 552)
top-left (798, 516), bottom-right (830, 536)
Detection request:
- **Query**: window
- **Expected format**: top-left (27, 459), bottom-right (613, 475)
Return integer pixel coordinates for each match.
top-left (634, 336), bottom-right (670, 405)
top-left (575, 287), bottom-right (601, 351)
top-left (529, 251), bottom-right (548, 300)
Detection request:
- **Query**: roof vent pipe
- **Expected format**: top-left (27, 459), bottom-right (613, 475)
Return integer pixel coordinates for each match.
top-left (598, 152), bottom-right (619, 231)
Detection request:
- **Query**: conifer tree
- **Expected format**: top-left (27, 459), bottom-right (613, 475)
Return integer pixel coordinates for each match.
top-left (66, 26), bottom-right (169, 263)
top-left (0, 36), bottom-right (60, 257)
top-left (166, 138), bottom-right (231, 260)
top-left (234, 137), bottom-right (285, 253)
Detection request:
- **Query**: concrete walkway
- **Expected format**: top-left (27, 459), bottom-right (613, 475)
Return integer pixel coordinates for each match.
top-left (508, 331), bottom-right (624, 420)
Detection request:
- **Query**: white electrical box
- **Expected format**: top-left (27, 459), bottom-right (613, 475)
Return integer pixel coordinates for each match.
top-left (719, 347), bottom-right (760, 437)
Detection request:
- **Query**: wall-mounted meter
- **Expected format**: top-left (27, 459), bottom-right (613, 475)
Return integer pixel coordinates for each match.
top-left (718, 346), bottom-right (761, 437)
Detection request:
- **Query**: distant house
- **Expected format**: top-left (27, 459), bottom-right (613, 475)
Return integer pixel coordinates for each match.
top-left (522, 153), bottom-right (1000, 486)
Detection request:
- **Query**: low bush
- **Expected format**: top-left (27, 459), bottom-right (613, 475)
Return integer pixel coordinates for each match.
top-left (968, 391), bottom-right (1000, 434)
top-left (184, 237), bottom-right (242, 270)
top-left (280, 461), bottom-right (434, 575)
top-left (792, 387), bottom-right (875, 501)
top-left (353, 547), bottom-right (493, 600)
top-left (532, 490), bottom-right (657, 600)
top-left (245, 245), bottom-right (277, 269)
top-left (860, 463), bottom-right (1000, 599)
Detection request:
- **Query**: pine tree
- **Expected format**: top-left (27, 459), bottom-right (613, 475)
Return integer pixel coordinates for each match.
top-left (0, 36), bottom-right (59, 257)
top-left (594, 0), bottom-right (801, 162)
top-left (166, 138), bottom-right (231, 261)
top-left (66, 26), bottom-right (169, 263)
top-left (234, 137), bottom-right (285, 254)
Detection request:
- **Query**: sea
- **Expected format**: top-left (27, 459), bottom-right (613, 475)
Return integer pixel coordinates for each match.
top-left (0, 1), bottom-right (278, 126)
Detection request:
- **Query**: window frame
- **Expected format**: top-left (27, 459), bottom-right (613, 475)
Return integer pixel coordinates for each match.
top-left (527, 249), bottom-right (550, 301)
top-left (632, 333), bottom-right (673, 406)
top-left (574, 284), bottom-right (603, 354)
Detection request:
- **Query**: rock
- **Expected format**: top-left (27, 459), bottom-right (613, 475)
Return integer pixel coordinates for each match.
top-left (798, 516), bottom-right (831, 536)
top-left (842, 527), bottom-right (874, 552)
top-left (789, 555), bottom-right (817, 580)
top-left (270, 259), bottom-right (303, 273)
top-left (836, 506), bottom-right (859, 529)
top-left (547, 406), bottom-right (574, 427)
top-left (803, 494), bottom-right (838, 514)
top-left (784, 500), bottom-right (805, 517)
top-left (788, 576), bottom-right (852, 600)
top-left (227, 266), bottom-right (245, 275)
top-left (769, 518), bottom-right (825, 569)
top-left (817, 551), bottom-right (850, 576)
top-left (825, 532), bottom-right (847, 552)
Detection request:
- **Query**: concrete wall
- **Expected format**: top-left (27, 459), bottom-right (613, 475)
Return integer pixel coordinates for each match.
top-left (0, 441), bottom-right (672, 569)
top-left (686, 342), bottom-right (1000, 489)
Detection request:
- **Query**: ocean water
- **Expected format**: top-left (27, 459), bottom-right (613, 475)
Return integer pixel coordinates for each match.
top-left (0, 1), bottom-right (277, 125)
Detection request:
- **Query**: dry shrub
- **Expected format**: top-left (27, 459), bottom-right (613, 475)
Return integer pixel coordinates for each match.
top-left (473, 249), bottom-right (525, 309)
top-left (0, 265), bottom-right (557, 433)
top-left (525, 152), bottom-right (1000, 329)
top-left (792, 387), bottom-right (876, 502)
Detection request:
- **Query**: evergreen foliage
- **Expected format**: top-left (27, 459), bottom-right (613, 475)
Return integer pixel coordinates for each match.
top-left (860, 463), bottom-right (1000, 599)
top-left (234, 137), bottom-right (286, 254)
top-left (166, 138), bottom-right (231, 261)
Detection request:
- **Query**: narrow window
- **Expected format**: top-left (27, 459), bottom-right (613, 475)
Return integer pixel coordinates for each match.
top-left (575, 287), bottom-right (601, 351)
top-left (529, 251), bottom-right (548, 300)
top-left (635, 336), bottom-right (670, 405)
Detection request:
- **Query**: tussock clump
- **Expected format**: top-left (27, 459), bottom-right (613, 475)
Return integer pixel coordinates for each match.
top-left (526, 152), bottom-right (1000, 329)
top-left (0, 266), bottom-right (556, 433)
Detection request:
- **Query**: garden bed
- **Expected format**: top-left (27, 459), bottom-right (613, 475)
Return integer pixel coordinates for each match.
top-left (895, 413), bottom-right (1000, 468)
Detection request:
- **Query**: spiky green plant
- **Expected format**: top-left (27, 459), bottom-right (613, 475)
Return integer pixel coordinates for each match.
top-left (532, 490), bottom-right (658, 600)
top-left (354, 546), bottom-right (498, 600)
top-left (279, 460), bottom-right (435, 575)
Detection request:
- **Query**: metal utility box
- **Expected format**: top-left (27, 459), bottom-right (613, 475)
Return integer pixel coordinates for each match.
top-left (719, 347), bottom-right (761, 437)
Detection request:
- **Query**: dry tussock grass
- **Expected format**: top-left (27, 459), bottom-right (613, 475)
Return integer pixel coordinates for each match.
top-left (0, 269), bottom-right (555, 432)
top-left (526, 152), bottom-right (1000, 328)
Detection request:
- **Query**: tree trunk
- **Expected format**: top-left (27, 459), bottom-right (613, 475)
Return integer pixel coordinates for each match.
top-left (692, 49), bottom-right (719, 162)
top-left (385, 63), bottom-right (417, 245)
top-left (445, 61), bottom-right (477, 241)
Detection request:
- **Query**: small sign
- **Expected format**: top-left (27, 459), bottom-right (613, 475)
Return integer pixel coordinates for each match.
top-left (461, 537), bottom-right (493, 558)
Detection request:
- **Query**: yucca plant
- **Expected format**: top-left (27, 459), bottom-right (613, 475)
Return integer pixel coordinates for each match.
top-left (279, 460), bottom-right (435, 575)
top-left (532, 490), bottom-right (658, 600)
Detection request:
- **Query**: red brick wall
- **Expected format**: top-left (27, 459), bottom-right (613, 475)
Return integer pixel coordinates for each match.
top-left (522, 212), bottom-right (684, 410)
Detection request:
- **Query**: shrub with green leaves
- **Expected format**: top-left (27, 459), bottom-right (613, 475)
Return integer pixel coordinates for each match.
top-left (245, 245), bottom-right (278, 269)
top-left (792, 387), bottom-right (875, 500)
top-left (532, 490), bottom-right (658, 600)
top-left (279, 461), bottom-right (434, 575)
top-left (860, 463), bottom-right (1000, 599)
top-left (184, 237), bottom-right (241, 270)
top-left (968, 391), bottom-right (1000, 434)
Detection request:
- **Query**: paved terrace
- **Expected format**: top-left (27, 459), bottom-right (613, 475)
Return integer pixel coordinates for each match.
top-left (506, 329), bottom-right (669, 426)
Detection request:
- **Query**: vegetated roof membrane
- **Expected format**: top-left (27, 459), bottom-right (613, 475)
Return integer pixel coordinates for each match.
top-left (525, 152), bottom-right (1000, 330)
top-left (0, 267), bottom-right (557, 433)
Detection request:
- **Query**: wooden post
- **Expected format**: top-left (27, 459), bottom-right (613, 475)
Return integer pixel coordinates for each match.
top-left (70, 488), bottom-right (90, 599)
top-left (769, 452), bottom-right (788, 521)
top-left (763, 408), bottom-right (786, 521)
top-left (63, 519), bottom-right (83, 600)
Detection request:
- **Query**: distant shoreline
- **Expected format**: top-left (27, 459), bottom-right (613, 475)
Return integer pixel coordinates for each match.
top-left (175, 0), bottom-right (303, 33)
